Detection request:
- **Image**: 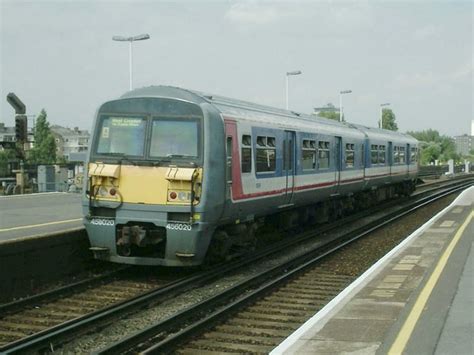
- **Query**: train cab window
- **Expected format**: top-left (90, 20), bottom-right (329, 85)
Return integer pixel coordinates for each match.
top-left (97, 116), bottom-right (147, 156)
top-left (371, 144), bottom-right (378, 164)
top-left (256, 136), bottom-right (276, 172)
top-left (345, 143), bottom-right (355, 168)
top-left (379, 145), bottom-right (386, 164)
top-left (393, 146), bottom-right (400, 164)
top-left (411, 147), bottom-right (418, 163)
top-left (302, 139), bottom-right (316, 170)
top-left (399, 147), bottom-right (406, 164)
top-left (318, 141), bottom-right (330, 169)
top-left (150, 118), bottom-right (200, 158)
top-left (241, 135), bottom-right (252, 173)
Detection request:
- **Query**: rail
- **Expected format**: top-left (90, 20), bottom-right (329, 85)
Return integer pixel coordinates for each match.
top-left (98, 181), bottom-right (472, 354)
top-left (1, 178), bottom-right (472, 354)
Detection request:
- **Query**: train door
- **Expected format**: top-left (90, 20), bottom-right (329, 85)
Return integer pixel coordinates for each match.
top-left (406, 143), bottom-right (410, 177)
top-left (223, 120), bottom-right (240, 219)
top-left (388, 141), bottom-right (393, 179)
top-left (283, 130), bottom-right (296, 205)
top-left (226, 136), bottom-right (233, 199)
top-left (334, 136), bottom-right (342, 192)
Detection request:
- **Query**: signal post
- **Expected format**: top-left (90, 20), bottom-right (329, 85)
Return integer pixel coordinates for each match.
top-left (6, 93), bottom-right (29, 194)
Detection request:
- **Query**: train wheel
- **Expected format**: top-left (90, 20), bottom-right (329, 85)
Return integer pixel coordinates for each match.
top-left (246, 222), bottom-right (258, 251)
top-left (205, 230), bottom-right (231, 264)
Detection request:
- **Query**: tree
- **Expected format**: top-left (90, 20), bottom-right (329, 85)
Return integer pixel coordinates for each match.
top-left (407, 129), bottom-right (441, 143)
top-left (407, 129), bottom-right (459, 165)
top-left (317, 111), bottom-right (341, 121)
top-left (420, 142), bottom-right (442, 165)
top-left (381, 108), bottom-right (398, 131)
top-left (0, 148), bottom-right (16, 177)
top-left (314, 104), bottom-right (342, 121)
top-left (28, 109), bottom-right (57, 164)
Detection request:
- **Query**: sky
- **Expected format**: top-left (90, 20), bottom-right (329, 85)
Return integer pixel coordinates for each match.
top-left (0, 0), bottom-right (472, 136)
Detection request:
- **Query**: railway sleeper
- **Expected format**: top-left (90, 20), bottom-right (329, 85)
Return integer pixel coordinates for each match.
top-left (202, 330), bottom-right (283, 345)
top-left (215, 324), bottom-right (292, 338)
top-left (185, 340), bottom-right (272, 354)
top-left (249, 305), bottom-right (308, 317)
top-left (226, 318), bottom-right (300, 330)
top-left (184, 339), bottom-right (273, 354)
top-left (236, 311), bottom-right (308, 324)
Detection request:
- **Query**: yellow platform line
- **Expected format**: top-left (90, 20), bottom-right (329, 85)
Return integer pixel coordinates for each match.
top-left (388, 210), bottom-right (474, 354)
top-left (0, 218), bottom-right (83, 233)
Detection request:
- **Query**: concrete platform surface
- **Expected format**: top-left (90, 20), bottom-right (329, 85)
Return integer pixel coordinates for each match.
top-left (272, 186), bottom-right (473, 355)
top-left (0, 192), bottom-right (83, 242)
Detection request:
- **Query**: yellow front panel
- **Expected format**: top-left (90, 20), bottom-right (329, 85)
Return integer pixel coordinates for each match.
top-left (89, 163), bottom-right (202, 205)
top-left (118, 166), bottom-right (169, 204)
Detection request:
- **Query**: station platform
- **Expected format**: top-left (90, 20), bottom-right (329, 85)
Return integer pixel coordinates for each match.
top-left (272, 186), bottom-right (473, 354)
top-left (0, 192), bottom-right (82, 242)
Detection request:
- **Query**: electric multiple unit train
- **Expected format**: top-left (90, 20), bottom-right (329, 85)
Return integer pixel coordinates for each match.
top-left (83, 86), bottom-right (418, 267)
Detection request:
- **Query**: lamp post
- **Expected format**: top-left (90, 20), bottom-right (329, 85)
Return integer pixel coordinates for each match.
top-left (112, 34), bottom-right (150, 90)
top-left (339, 90), bottom-right (352, 122)
top-left (379, 103), bottom-right (390, 129)
top-left (285, 70), bottom-right (302, 110)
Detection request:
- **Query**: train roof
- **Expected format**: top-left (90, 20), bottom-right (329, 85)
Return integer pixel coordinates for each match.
top-left (120, 86), bottom-right (418, 144)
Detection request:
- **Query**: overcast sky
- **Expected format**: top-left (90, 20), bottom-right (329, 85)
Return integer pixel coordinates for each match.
top-left (0, 0), bottom-right (472, 136)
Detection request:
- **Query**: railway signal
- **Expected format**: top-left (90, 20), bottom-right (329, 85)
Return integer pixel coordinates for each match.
top-left (7, 92), bottom-right (26, 115)
top-left (15, 115), bottom-right (28, 142)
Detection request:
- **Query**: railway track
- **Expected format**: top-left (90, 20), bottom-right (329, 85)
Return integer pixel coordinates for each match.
top-left (96, 179), bottom-right (472, 354)
top-left (0, 268), bottom-right (179, 348)
top-left (0, 177), bottom-right (472, 354)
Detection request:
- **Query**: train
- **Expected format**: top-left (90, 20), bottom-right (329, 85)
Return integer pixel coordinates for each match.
top-left (83, 86), bottom-right (419, 267)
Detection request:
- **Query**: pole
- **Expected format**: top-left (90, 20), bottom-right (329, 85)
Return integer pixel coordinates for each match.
top-left (129, 41), bottom-right (133, 91)
top-left (285, 75), bottom-right (289, 110)
top-left (339, 93), bottom-right (342, 122)
top-left (379, 106), bottom-right (382, 128)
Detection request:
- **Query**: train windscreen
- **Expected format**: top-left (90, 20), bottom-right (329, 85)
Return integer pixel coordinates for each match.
top-left (149, 118), bottom-right (200, 158)
top-left (96, 116), bottom-right (146, 156)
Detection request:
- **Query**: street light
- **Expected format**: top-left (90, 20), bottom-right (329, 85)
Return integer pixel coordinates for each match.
top-left (379, 103), bottom-right (390, 129)
top-left (339, 90), bottom-right (352, 122)
top-left (285, 70), bottom-right (302, 110)
top-left (112, 33), bottom-right (150, 90)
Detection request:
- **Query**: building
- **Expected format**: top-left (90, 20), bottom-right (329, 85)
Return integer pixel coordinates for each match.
top-left (50, 125), bottom-right (90, 161)
top-left (454, 134), bottom-right (473, 156)
top-left (0, 123), bottom-right (15, 145)
top-left (453, 120), bottom-right (474, 156)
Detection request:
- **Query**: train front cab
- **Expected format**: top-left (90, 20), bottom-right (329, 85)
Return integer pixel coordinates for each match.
top-left (83, 95), bottom-right (224, 267)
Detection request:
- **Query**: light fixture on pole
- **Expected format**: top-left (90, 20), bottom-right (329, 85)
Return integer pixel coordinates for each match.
top-left (285, 70), bottom-right (302, 110)
top-left (112, 34), bottom-right (150, 90)
top-left (379, 103), bottom-right (390, 129)
top-left (339, 90), bottom-right (352, 122)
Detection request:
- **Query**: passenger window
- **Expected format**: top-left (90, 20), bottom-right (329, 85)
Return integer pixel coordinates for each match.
top-left (318, 141), bottom-right (330, 169)
top-left (302, 139), bottom-right (316, 170)
top-left (241, 135), bottom-right (252, 173)
top-left (371, 144), bottom-right (378, 164)
top-left (256, 136), bottom-right (276, 172)
top-left (379, 145), bottom-right (386, 164)
top-left (345, 143), bottom-right (355, 168)
top-left (411, 147), bottom-right (417, 163)
top-left (394, 146), bottom-right (400, 164)
top-left (399, 147), bottom-right (406, 164)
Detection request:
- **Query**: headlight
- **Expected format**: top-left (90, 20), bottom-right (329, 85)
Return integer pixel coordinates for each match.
top-left (98, 186), bottom-right (108, 196)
